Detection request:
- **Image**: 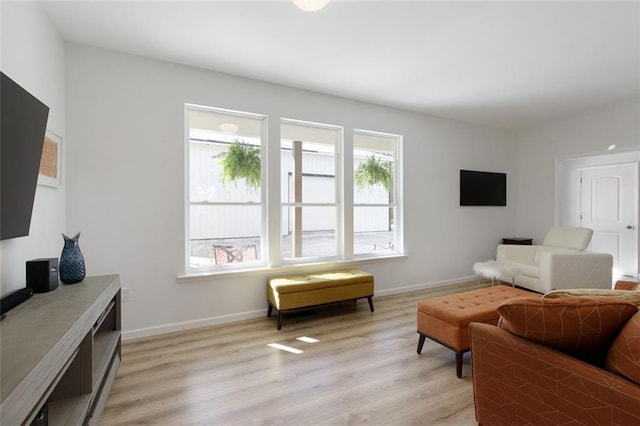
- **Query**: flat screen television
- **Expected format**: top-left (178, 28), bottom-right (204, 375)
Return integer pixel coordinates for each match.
top-left (459, 169), bottom-right (507, 206)
top-left (1, 71), bottom-right (50, 240)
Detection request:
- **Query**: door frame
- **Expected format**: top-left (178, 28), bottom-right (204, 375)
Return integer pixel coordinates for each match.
top-left (555, 149), bottom-right (639, 278)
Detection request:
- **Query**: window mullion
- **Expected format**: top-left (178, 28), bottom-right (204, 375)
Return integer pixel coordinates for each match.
top-left (267, 118), bottom-right (281, 267)
top-left (342, 127), bottom-right (353, 259)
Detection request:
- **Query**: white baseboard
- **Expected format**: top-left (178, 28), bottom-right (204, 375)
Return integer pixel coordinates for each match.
top-left (375, 275), bottom-right (477, 296)
top-left (123, 309), bottom-right (266, 341)
top-left (122, 275), bottom-right (477, 341)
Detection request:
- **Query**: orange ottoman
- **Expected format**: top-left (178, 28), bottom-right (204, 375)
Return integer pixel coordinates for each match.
top-left (417, 285), bottom-right (538, 377)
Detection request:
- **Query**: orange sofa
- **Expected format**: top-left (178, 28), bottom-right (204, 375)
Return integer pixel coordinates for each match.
top-left (470, 282), bottom-right (640, 425)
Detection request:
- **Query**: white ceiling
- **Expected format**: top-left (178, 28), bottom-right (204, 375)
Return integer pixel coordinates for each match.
top-left (40, 0), bottom-right (640, 131)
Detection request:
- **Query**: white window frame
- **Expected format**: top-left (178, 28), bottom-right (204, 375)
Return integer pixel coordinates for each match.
top-left (352, 129), bottom-right (403, 259)
top-left (279, 118), bottom-right (343, 264)
top-left (182, 105), bottom-right (404, 276)
top-left (184, 104), bottom-right (268, 273)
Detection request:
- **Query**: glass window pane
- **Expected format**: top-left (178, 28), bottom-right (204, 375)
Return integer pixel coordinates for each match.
top-left (280, 120), bottom-right (340, 262)
top-left (354, 206), bottom-right (396, 255)
top-left (353, 130), bottom-right (400, 256)
top-left (353, 132), bottom-right (395, 204)
top-left (281, 206), bottom-right (337, 259)
top-left (187, 106), bottom-right (265, 271)
top-left (189, 204), bottom-right (261, 267)
top-left (281, 121), bottom-right (337, 203)
top-left (190, 139), bottom-right (261, 203)
top-left (189, 108), bottom-right (263, 203)
top-left (283, 173), bottom-right (335, 204)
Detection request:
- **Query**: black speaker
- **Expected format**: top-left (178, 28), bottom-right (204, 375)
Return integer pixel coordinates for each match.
top-left (26, 258), bottom-right (59, 293)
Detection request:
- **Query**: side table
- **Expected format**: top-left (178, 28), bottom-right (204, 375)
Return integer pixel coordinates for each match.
top-left (502, 237), bottom-right (532, 245)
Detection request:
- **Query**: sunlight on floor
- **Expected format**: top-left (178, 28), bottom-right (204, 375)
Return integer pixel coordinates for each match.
top-left (268, 336), bottom-right (320, 353)
top-left (267, 343), bottom-right (304, 354)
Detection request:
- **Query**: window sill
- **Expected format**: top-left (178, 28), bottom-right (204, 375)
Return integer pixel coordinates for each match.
top-left (177, 254), bottom-right (408, 282)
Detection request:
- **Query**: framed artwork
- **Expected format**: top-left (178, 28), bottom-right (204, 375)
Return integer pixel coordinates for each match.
top-left (38, 130), bottom-right (62, 187)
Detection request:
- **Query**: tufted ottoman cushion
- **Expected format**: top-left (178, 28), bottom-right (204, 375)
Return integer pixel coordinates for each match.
top-left (267, 269), bottom-right (374, 329)
top-left (417, 285), bottom-right (538, 377)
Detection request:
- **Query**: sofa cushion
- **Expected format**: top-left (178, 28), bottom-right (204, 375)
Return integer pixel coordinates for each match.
top-left (606, 311), bottom-right (640, 385)
top-left (497, 296), bottom-right (638, 363)
top-left (515, 261), bottom-right (539, 278)
top-left (544, 289), bottom-right (640, 307)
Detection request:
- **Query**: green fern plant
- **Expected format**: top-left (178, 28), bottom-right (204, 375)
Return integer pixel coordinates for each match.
top-left (354, 155), bottom-right (392, 191)
top-left (217, 140), bottom-right (261, 189)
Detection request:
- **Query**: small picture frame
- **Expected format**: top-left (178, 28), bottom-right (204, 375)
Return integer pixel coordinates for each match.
top-left (38, 130), bottom-right (62, 187)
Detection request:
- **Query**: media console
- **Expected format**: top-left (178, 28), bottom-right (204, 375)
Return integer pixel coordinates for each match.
top-left (0, 274), bottom-right (121, 425)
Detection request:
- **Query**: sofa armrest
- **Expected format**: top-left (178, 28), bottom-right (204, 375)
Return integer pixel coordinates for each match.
top-left (539, 252), bottom-right (613, 291)
top-left (470, 322), bottom-right (640, 425)
top-left (496, 244), bottom-right (537, 263)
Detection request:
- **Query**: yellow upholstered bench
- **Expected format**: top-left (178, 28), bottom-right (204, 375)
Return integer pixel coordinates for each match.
top-left (267, 269), bottom-right (375, 329)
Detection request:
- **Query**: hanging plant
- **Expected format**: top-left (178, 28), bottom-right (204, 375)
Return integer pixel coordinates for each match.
top-left (217, 140), bottom-right (261, 189)
top-left (355, 154), bottom-right (392, 191)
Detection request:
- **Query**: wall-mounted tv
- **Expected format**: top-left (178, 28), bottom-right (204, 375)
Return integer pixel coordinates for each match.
top-left (460, 169), bottom-right (507, 206)
top-left (1, 71), bottom-right (50, 240)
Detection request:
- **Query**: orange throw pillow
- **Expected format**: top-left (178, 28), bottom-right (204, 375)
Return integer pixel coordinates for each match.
top-left (497, 297), bottom-right (638, 362)
top-left (606, 312), bottom-right (640, 385)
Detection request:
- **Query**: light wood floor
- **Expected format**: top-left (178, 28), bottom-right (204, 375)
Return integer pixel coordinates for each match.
top-left (101, 282), bottom-right (484, 425)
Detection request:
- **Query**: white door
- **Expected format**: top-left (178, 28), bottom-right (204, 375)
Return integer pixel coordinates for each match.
top-left (580, 163), bottom-right (638, 277)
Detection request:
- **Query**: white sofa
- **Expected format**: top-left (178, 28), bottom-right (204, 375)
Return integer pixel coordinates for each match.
top-left (496, 227), bottom-right (613, 293)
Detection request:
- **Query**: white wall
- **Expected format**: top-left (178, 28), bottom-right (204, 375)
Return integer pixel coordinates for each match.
top-left (65, 44), bottom-right (516, 338)
top-left (514, 101), bottom-right (640, 243)
top-left (0, 1), bottom-right (66, 295)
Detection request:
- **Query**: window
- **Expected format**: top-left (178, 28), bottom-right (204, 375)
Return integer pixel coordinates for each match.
top-left (281, 120), bottom-right (341, 260)
top-left (186, 105), bottom-right (266, 269)
top-left (353, 130), bottom-right (401, 256)
top-left (185, 105), bottom-right (403, 273)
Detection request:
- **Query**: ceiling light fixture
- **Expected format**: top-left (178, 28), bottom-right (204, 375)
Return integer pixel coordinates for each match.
top-left (220, 122), bottom-right (239, 134)
top-left (292, 0), bottom-right (330, 12)
top-left (607, 144), bottom-right (617, 151)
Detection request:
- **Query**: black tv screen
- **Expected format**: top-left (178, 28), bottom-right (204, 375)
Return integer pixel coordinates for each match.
top-left (460, 169), bottom-right (506, 206)
top-left (1, 71), bottom-right (50, 240)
